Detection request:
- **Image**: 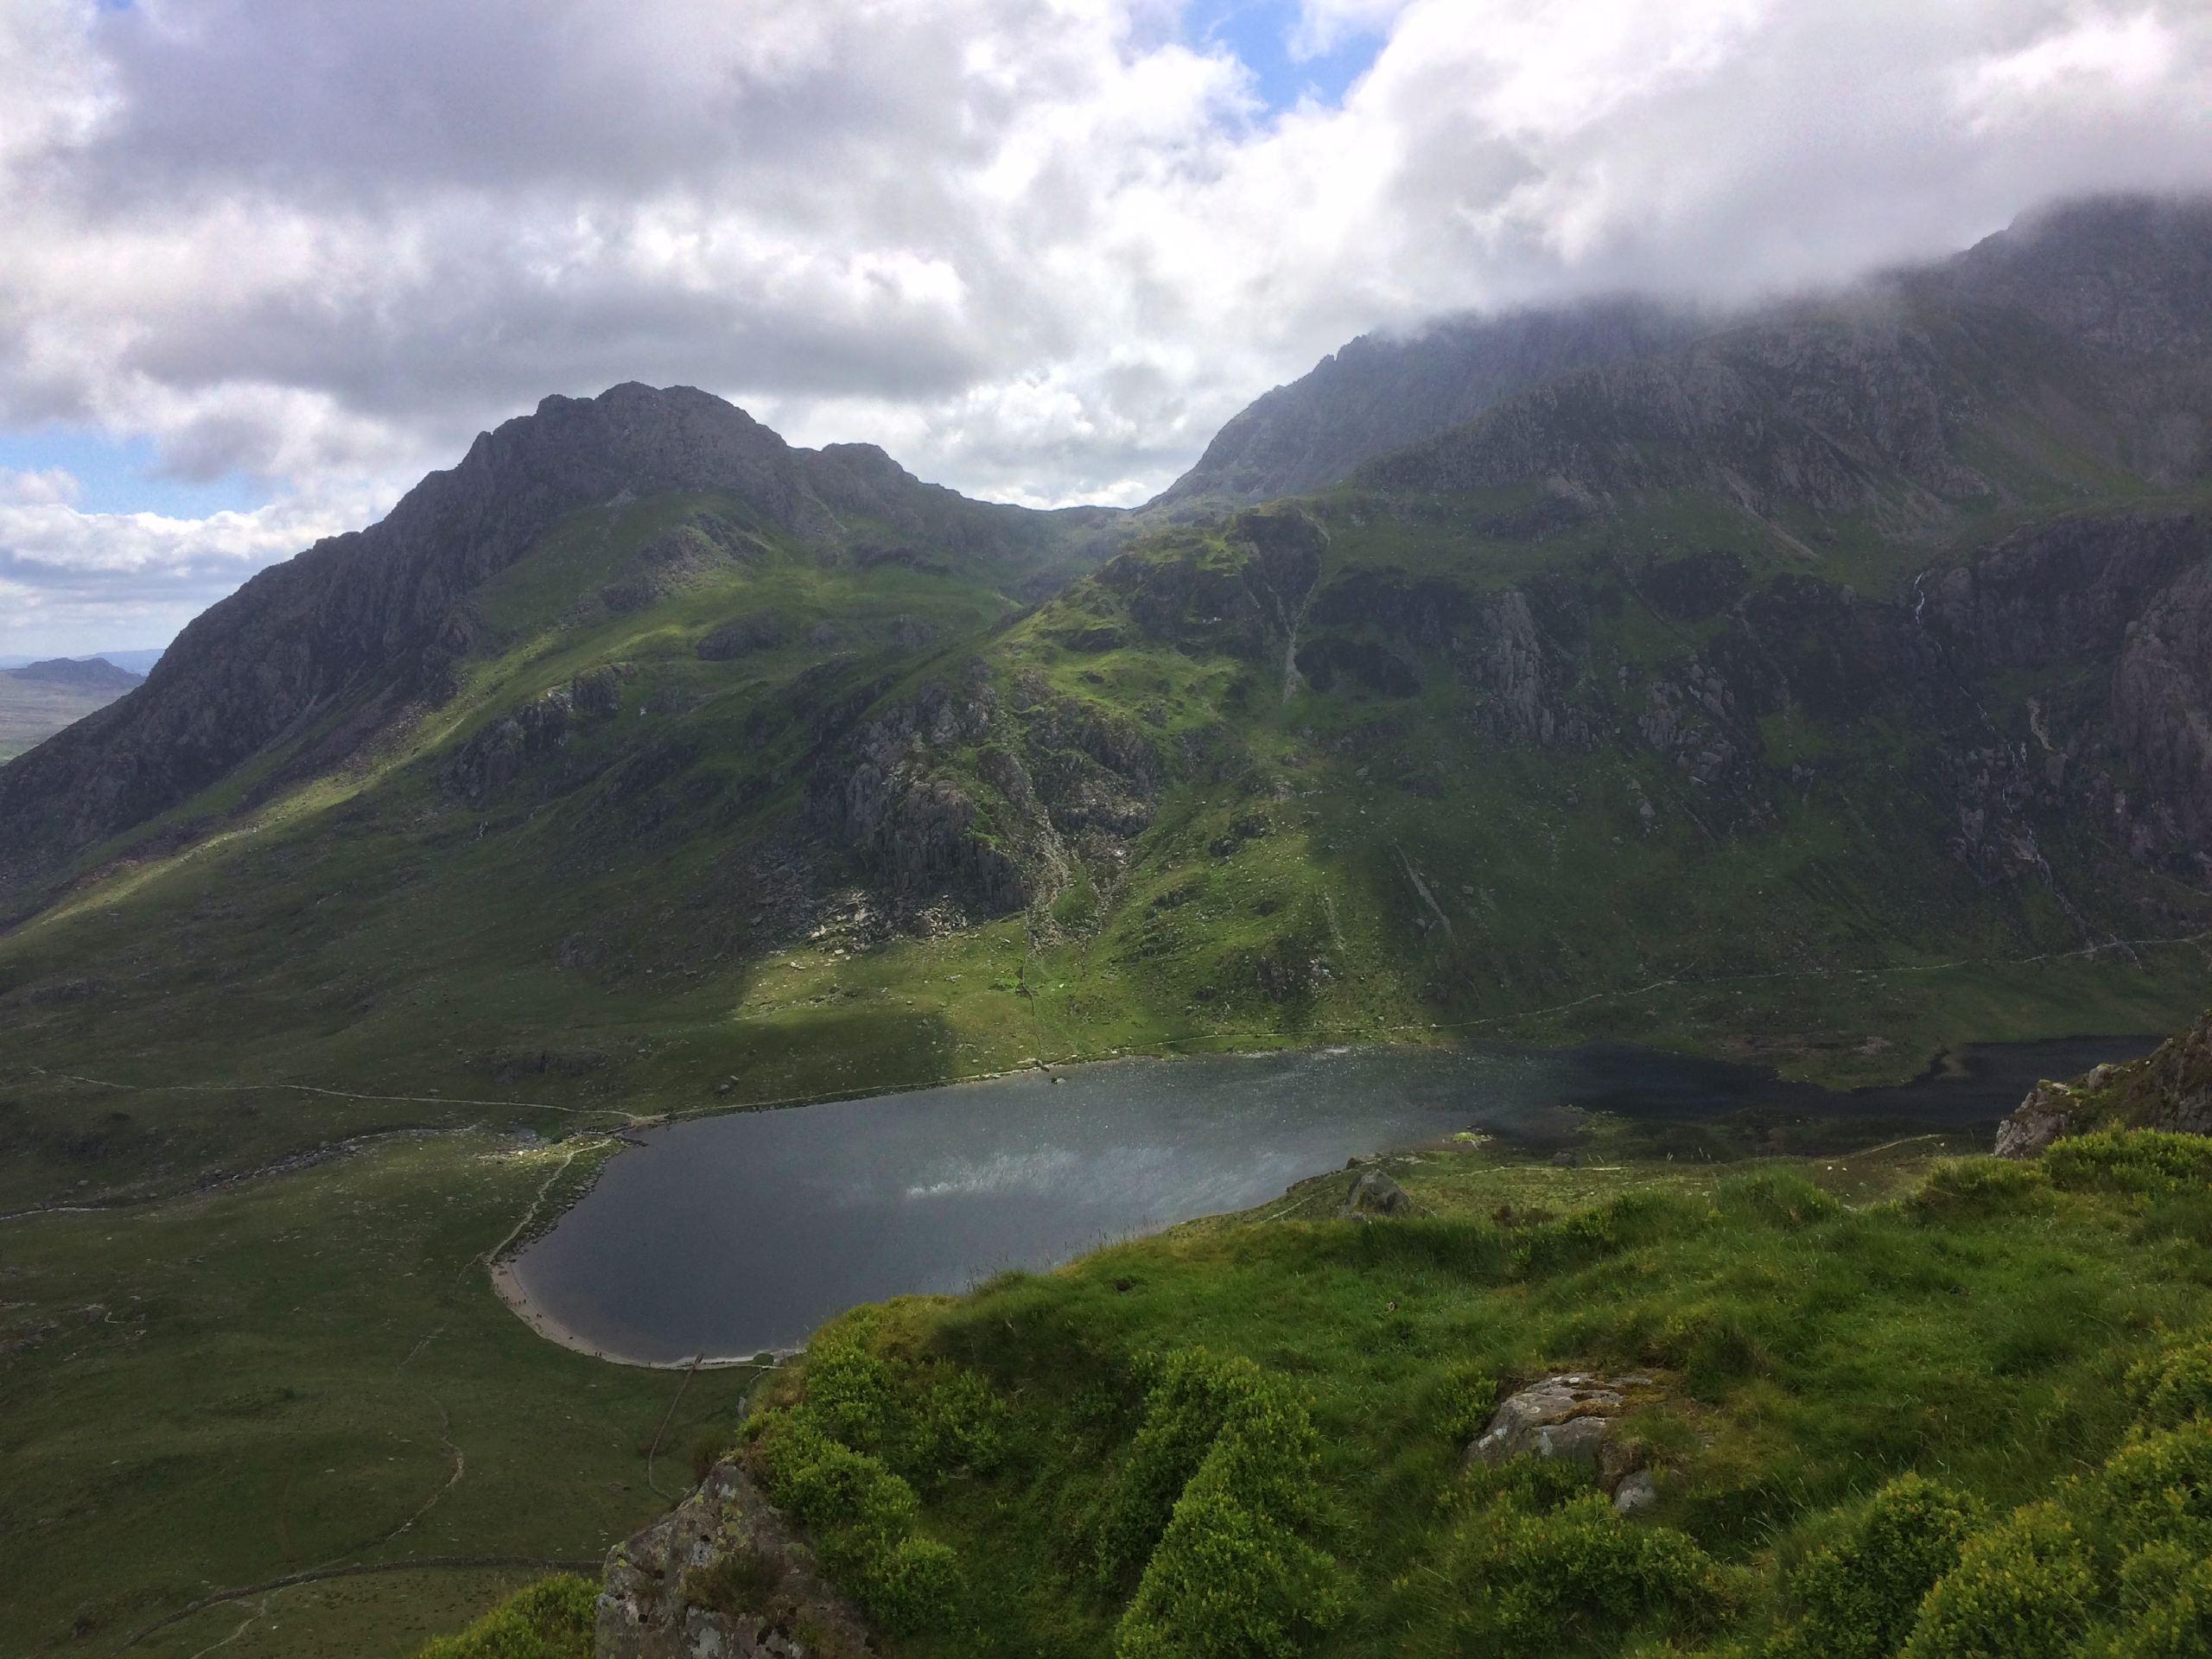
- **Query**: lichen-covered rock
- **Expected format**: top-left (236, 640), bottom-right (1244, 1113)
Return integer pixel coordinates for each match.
top-left (1465, 1372), bottom-right (1659, 1505)
top-left (596, 1459), bottom-right (874, 1659)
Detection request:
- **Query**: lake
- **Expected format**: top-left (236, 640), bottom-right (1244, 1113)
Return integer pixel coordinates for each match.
top-left (502, 1036), bottom-right (2148, 1364)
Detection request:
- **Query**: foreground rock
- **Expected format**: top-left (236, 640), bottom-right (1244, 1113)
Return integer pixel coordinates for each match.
top-left (1340, 1166), bottom-right (1414, 1218)
top-left (1995, 1008), bottom-right (2212, 1156)
top-left (1466, 1372), bottom-right (1660, 1513)
top-left (597, 1459), bottom-right (874, 1659)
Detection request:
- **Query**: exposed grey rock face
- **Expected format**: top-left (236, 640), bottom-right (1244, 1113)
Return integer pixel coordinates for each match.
top-left (597, 1459), bottom-right (874, 1659)
top-left (1157, 297), bottom-right (1702, 507)
top-left (1993, 1077), bottom-right (2092, 1160)
top-left (2115, 559), bottom-right (2212, 848)
top-left (807, 656), bottom-right (1161, 923)
top-left (1465, 1372), bottom-right (1658, 1510)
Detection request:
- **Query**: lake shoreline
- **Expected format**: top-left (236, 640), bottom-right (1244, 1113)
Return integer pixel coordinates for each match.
top-left (490, 1258), bottom-right (785, 1370)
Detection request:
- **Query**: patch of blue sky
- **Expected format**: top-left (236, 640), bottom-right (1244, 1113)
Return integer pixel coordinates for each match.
top-left (0, 428), bottom-right (265, 518)
top-left (1182, 0), bottom-right (1386, 118)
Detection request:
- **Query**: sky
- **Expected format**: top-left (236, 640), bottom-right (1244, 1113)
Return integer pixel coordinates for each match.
top-left (2, 1), bottom-right (2209, 657)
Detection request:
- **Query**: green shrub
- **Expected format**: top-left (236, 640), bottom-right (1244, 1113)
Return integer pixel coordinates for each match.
top-left (2044, 1131), bottom-right (2212, 1199)
top-left (2124, 1338), bottom-right (2212, 1432)
top-left (1095, 1349), bottom-right (1250, 1586)
top-left (1778, 1474), bottom-right (1984, 1659)
top-left (415, 1574), bottom-right (598, 1659)
top-left (2080, 1424), bottom-right (2212, 1559)
top-left (793, 1311), bottom-right (1004, 1487)
top-left (1114, 1436), bottom-right (1348, 1659)
top-left (1909, 1159), bottom-right (2052, 1221)
top-left (2106, 1542), bottom-right (2212, 1659)
top-left (1104, 1349), bottom-right (1347, 1659)
top-left (1444, 1492), bottom-right (1735, 1658)
top-left (746, 1414), bottom-right (958, 1632)
top-left (1431, 1361), bottom-right (1501, 1446)
top-left (1901, 1503), bottom-right (2095, 1659)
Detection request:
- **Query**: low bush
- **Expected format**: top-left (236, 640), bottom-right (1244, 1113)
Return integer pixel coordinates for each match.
top-left (2108, 1542), bottom-right (2212, 1659)
top-left (414, 1575), bottom-right (597, 1659)
top-left (1777, 1474), bottom-right (1984, 1659)
top-left (1105, 1349), bottom-right (1348, 1659)
top-left (1429, 1360), bottom-right (1501, 1446)
top-left (1908, 1158), bottom-right (2051, 1221)
top-left (1901, 1504), bottom-right (2096, 1658)
top-left (1444, 1492), bottom-right (1736, 1657)
top-left (2044, 1131), bottom-right (2212, 1199)
top-left (746, 1411), bottom-right (959, 1630)
top-left (2125, 1336), bottom-right (2212, 1432)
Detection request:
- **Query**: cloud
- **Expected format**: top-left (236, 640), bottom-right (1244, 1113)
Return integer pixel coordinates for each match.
top-left (1, 467), bottom-right (82, 505)
top-left (0, 0), bottom-right (2209, 651)
top-left (0, 490), bottom-right (371, 654)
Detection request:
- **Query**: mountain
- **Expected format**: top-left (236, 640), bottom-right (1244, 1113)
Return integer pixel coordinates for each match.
top-left (5, 656), bottom-right (144, 693)
top-left (1154, 296), bottom-right (1701, 509)
top-left (0, 382), bottom-right (1124, 904)
top-left (4, 195), bottom-right (2212, 1217)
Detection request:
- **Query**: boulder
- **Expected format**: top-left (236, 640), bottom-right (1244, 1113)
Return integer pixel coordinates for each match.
top-left (1465, 1372), bottom-right (1658, 1510)
top-left (597, 1459), bottom-right (874, 1659)
top-left (1340, 1167), bottom-right (1413, 1219)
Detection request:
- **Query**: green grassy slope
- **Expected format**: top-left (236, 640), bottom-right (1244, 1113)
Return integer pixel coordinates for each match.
top-left (0, 1133), bottom-right (765, 1658)
top-left (654, 1128), bottom-right (2212, 1658)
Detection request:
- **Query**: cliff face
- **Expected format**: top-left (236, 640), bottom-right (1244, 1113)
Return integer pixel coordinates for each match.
top-left (0, 384), bottom-right (1110, 907)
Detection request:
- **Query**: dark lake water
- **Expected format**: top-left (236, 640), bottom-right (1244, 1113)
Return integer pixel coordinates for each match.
top-left (505, 1036), bottom-right (2151, 1363)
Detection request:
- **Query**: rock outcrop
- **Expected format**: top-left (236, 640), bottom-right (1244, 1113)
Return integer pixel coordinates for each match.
top-left (597, 1459), bottom-right (875, 1659)
top-left (1996, 1009), bottom-right (2212, 1156)
top-left (1465, 1372), bottom-right (1660, 1514)
top-left (1340, 1166), bottom-right (1413, 1218)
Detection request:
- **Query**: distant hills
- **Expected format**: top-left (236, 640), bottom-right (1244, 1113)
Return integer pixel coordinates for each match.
top-left (0, 647), bottom-right (163, 675)
top-left (0, 655), bottom-right (144, 763)
top-left (5, 656), bottom-right (145, 694)
top-left (3, 194), bottom-right (2212, 1183)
